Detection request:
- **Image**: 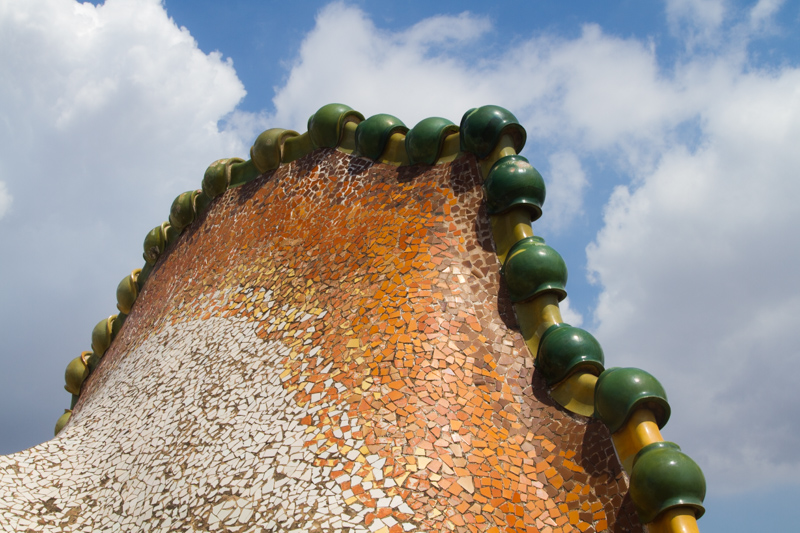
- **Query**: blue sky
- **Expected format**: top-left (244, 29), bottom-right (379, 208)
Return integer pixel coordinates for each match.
top-left (1, 1), bottom-right (799, 531)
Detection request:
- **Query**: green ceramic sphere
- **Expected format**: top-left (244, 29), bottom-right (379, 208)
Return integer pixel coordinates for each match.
top-left (202, 159), bottom-right (231, 199)
top-left (64, 357), bottom-right (89, 396)
top-left (308, 103), bottom-right (364, 149)
top-left (137, 261), bottom-right (154, 291)
top-left (484, 155), bottom-right (546, 220)
top-left (143, 224), bottom-right (166, 265)
top-left (405, 117), bottom-right (459, 165)
top-left (169, 190), bottom-right (197, 231)
top-left (251, 128), bottom-right (298, 172)
top-left (594, 367), bottom-right (671, 433)
top-left (308, 104), bottom-right (364, 148)
top-left (164, 222), bottom-right (180, 246)
top-left (54, 410), bottom-right (71, 436)
top-left (193, 189), bottom-right (212, 215)
top-left (91, 316), bottom-right (115, 357)
top-left (459, 105), bottom-right (527, 159)
top-left (354, 114), bottom-right (408, 160)
top-left (537, 324), bottom-right (605, 386)
top-left (630, 441), bottom-right (706, 523)
top-left (116, 271), bottom-right (139, 315)
top-left (111, 312), bottom-right (126, 339)
top-left (502, 236), bottom-right (568, 303)
top-left (86, 351), bottom-right (101, 372)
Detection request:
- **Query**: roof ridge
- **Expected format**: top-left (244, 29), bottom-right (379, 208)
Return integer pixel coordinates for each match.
top-left (55, 103), bottom-right (705, 532)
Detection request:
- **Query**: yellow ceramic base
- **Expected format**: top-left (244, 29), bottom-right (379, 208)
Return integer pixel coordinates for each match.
top-left (479, 134), bottom-right (518, 177)
top-left (647, 508), bottom-right (700, 533)
top-left (612, 409), bottom-right (664, 473)
top-left (378, 132), bottom-right (411, 166)
top-left (436, 133), bottom-right (461, 163)
top-left (337, 120), bottom-right (358, 153)
top-left (516, 293), bottom-right (564, 357)
top-left (282, 132), bottom-right (315, 164)
top-left (490, 208), bottom-right (534, 264)
top-left (550, 372), bottom-right (598, 417)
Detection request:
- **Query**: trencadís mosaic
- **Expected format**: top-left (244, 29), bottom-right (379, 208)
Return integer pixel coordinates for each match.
top-left (0, 105), bottom-right (705, 533)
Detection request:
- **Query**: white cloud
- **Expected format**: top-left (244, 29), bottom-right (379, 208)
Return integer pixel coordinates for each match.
top-left (666, 0), bottom-right (729, 29)
top-left (270, 3), bottom-right (499, 131)
top-left (512, 25), bottom-right (687, 155)
top-left (0, 0), bottom-right (247, 451)
top-left (587, 59), bottom-right (800, 490)
top-left (0, 182), bottom-right (11, 219)
top-left (538, 151), bottom-right (587, 233)
top-left (559, 297), bottom-right (584, 328)
top-left (665, 0), bottom-right (787, 53)
top-left (399, 11), bottom-right (492, 48)
top-left (749, 0), bottom-right (784, 28)
top-left (0, 0), bottom-right (247, 235)
top-left (271, 7), bottom-right (687, 167)
top-left (665, 0), bottom-right (729, 46)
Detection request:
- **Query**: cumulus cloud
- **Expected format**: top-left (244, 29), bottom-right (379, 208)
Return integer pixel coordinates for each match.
top-left (272, 6), bottom-right (683, 160)
top-left (270, 3), bottom-right (499, 131)
top-left (666, 0), bottom-right (729, 31)
top-left (0, 0), bottom-right (246, 452)
top-left (538, 151), bottom-right (588, 233)
top-left (587, 57), bottom-right (800, 489)
top-left (749, 0), bottom-right (784, 27)
top-left (665, 0), bottom-right (729, 48)
top-left (558, 297), bottom-right (584, 328)
top-left (666, 0), bottom-right (788, 52)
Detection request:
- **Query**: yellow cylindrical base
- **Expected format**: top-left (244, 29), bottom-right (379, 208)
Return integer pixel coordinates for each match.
top-left (516, 293), bottom-right (564, 357)
top-left (282, 132), bottom-right (314, 163)
top-left (337, 120), bottom-right (359, 153)
top-left (437, 132), bottom-right (461, 163)
top-left (612, 409), bottom-right (664, 473)
top-left (479, 134), bottom-right (518, 177)
top-left (378, 132), bottom-right (411, 166)
top-left (490, 208), bottom-right (534, 264)
top-left (550, 372), bottom-right (598, 417)
top-left (647, 508), bottom-right (701, 533)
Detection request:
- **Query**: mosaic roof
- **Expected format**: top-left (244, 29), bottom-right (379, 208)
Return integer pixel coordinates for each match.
top-left (0, 104), bottom-right (705, 532)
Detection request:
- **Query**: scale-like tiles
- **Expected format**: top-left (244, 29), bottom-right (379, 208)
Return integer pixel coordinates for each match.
top-left (0, 149), bottom-right (641, 532)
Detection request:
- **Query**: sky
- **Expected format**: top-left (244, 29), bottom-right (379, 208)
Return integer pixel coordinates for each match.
top-left (1, 0), bottom-right (798, 531)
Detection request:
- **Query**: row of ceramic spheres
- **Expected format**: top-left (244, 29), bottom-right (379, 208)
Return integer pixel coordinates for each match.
top-left (56, 182), bottom-right (219, 434)
top-left (54, 104), bottom-right (528, 434)
top-left (483, 152), bottom-right (706, 524)
top-left (57, 310), bottom-right (126, 434)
